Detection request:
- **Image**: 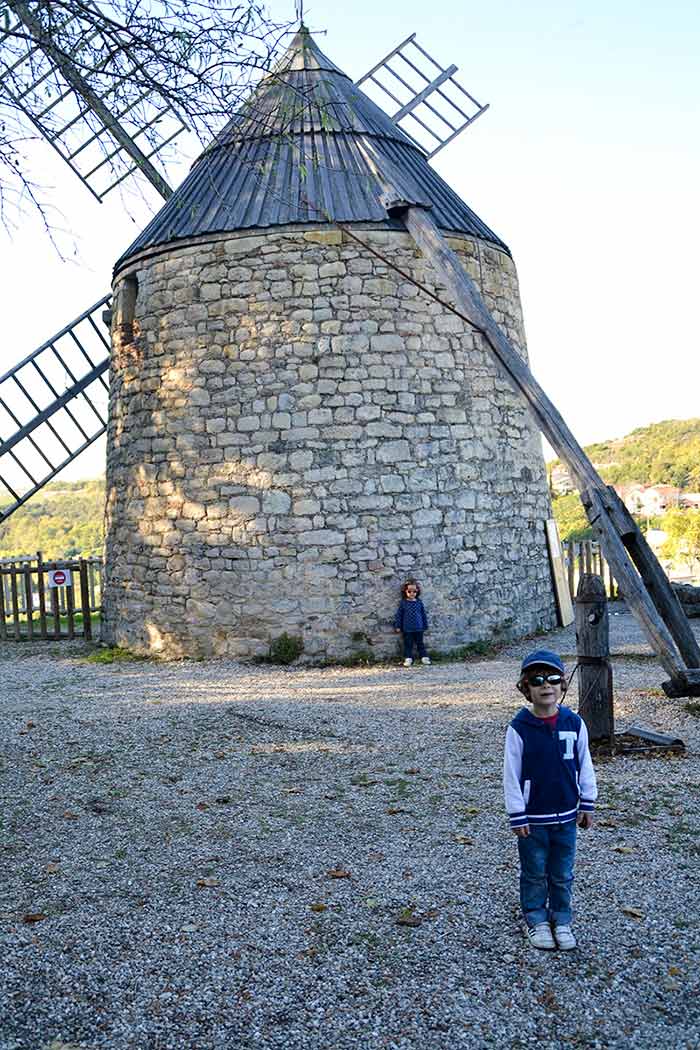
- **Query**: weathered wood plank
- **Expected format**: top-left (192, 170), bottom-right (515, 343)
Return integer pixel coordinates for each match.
top-left (36, 551), bottom-right (48, 640)
top-left (575, 574), bottom-right (614, 743)
top-left (606, 488), bottom-right (700, 668)
top-left (79, 559), bottom-right (92, 641)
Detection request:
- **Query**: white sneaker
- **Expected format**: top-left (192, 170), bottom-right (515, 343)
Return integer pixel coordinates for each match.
top-left (553, 925), bottom-right (577, 950)
top-left (526, 923), bottom-right (556, 950)
top-left (421, 657), bottom-right (431, 665)
top-left (403, 658), bottom-right (413, 667)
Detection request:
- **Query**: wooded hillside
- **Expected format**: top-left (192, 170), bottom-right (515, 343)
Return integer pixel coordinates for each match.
top-left (553, 418), bottom-right (700, 490)
top-left (0, 479), bottom-right (104, 559)
top-left (551, 418), bottom-right (700, 542)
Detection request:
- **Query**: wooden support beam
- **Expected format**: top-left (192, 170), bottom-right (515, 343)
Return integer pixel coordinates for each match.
top-left (398, 203), bottom-right (699, 694)
top-left (575, 573), bottom-right (614, 744)
top-left (606, 488), bottom-right (700, 668)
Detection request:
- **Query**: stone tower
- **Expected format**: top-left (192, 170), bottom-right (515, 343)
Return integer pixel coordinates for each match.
top-left (103, 28), bottom-right (556, 660)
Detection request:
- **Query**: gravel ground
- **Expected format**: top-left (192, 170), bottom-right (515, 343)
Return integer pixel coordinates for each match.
top-left (2, 608), bottom-right (700, 1050)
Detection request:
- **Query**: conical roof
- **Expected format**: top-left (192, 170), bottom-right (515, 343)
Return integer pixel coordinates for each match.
top-left (114, 28), bottom-right (508, 273)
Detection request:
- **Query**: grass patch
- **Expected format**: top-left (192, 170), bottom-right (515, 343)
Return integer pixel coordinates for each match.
top-left (684, 702), bottom-right (700, 717)
top-left (84, 646), bottom-right (148, 665)
top-left (254, 632), bottom-right (304, 666)
top-left (427, 639), bottom-right (497, 663)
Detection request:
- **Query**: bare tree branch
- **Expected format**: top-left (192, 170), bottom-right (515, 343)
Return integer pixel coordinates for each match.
top-left (0, 0), bottom-right (292, 224)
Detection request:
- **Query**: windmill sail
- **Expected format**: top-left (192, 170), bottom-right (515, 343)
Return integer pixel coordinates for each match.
top-left (0, 0), bottom-right (183, 201)
top-left (356, 33), bottom-right (489, 158)
top-left (0, 297), bottom-right (111, 522)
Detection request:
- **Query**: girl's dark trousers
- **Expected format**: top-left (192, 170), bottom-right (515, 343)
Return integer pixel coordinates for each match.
top-left (402, 631), bottom-right (427, 660)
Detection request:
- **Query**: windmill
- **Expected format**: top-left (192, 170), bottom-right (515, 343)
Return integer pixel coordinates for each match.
top-left (0, 3), bottom-right (486, 521)
top-left (1, 4), bottom-right (699, 695)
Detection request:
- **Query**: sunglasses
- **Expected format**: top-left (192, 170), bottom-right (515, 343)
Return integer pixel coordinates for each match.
top-left (526, 673), bottom-right (564, 687)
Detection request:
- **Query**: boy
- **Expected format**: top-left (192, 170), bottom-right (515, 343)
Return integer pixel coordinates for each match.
top-left (503, 649), bottom-right (597, 950)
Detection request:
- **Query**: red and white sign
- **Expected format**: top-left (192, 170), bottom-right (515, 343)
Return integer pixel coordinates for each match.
top-left (48, 568), bottom-right (72, 588)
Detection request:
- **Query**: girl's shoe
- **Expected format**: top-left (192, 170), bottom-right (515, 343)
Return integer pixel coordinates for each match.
top-left (403, 658), bottom-right (413, 667)
top-left (421, 657), bottom-right (431, 665)
top-left (526, 923), bottom-right (556, 950)
top-left (553, 925), bottom-right (577, 950)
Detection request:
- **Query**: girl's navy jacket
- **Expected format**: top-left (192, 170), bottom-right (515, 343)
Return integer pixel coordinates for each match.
top-left (503, 705), bottom-right (597, 830)
top-left (393, 599), bottom-right (429, 632)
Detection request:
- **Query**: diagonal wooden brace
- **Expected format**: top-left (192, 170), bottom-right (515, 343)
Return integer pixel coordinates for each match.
top-left (396, 202), bottom-right (700, 697)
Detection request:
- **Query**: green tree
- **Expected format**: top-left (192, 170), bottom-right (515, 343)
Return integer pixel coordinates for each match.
top-left (551, 493), bottom-right (592, 542)
top-left (660, 508), bottom-right (700, 574)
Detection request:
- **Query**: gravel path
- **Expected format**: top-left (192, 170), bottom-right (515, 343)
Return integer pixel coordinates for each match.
top-left (2, 609), bottom-right (699, 1050)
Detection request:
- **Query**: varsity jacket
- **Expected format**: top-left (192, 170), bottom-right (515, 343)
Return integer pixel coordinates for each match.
top-left (393, 599), bottom-right (428, 633)
top-left (503, 705), bottom-right (597, 829)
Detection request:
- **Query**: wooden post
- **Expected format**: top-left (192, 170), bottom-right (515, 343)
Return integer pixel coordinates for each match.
top-left (605, 488), bottom-right (700, 668)
top-left (79, 559), bottom-right (92, 640)
top-left (10, 563), bottom-right (21, 640)
top-left (398, 203), bottom-right (700, 695)
top-left (49, 563), bottom-right (61, 638)
top-left (66, 578), bottom-right (75, 640)
top-left (575, 574), bottom-right (614, 744)
top-left (23, 566), bottom-right (34, 640)
top-left (566, 541), bottom-right (575, 599)
top-left (0, 570), bottom-right (7, 640)
top-left (36, 551), bottom-right (48, 640)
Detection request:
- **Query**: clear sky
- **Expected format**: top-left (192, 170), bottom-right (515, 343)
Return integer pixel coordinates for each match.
top-left (1, 0), bottom-right (699, 479)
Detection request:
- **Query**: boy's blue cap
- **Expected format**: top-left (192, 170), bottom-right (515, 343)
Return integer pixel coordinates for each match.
top-left (520, 649), bottom-right (564, 675)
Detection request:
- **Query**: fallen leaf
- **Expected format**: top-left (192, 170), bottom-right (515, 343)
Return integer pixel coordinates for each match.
top-left (463, 806), bottom-right (480, 815)
top-left (404, 768), bottom-right (420, 775)
top-left (612, 845), bottom-right (634, 854)
top-left (22, 912), bottom-right (48, 924)
top-left (621, 906), bottom-right (644, 919)
top-left (196, 877), bottom-right (220, 888)
top-left (326, 868), bottom-right (351, 879)
top-left (62, 811), bottom-right (79, 821)
top-left (195, 802), bottom-right (209, 811)
top-left (597, 819), bottom-right (618, 828)
top-left (386, 807), bottom-right (405, 815)
top-left (396, 907), bottom-right (421, 928)
top-left (310, 903), bottom-right (327, 912)
top-left (454, 836), bottom-right (474, 845)
top-left (45, 862), bottom-right (60, 874)
top-left (669, 966), bottom-right (681, 976)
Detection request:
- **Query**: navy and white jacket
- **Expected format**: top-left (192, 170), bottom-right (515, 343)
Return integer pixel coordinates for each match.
top-left (393, 599), bottom-right (429, 633)
top-left (503, 705), bottom-right (597, 829)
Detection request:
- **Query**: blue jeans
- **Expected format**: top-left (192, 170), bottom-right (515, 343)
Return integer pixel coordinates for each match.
top-left (517, 821), bottom-right (577, 927)
top-left (402, 631), bottom-right (426, 660)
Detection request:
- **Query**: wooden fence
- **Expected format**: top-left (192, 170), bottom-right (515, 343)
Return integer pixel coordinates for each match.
top-left (0, 553), bottom-right (102, 641)
top-left (562, 540), bottom-right (618, 601)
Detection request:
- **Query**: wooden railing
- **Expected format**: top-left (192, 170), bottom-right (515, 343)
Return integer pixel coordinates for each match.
top-left (562, 540), bottom-right (618, 600)
top-left (0, 552), bottom-right (102, 640)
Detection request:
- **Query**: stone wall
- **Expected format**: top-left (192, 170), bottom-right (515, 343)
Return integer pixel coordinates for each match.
top-left (103, 225), bottom-right (556, 659)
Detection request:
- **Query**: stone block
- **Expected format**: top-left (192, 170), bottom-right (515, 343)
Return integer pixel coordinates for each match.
top-left (319, 262), bottom-right (346, 278)
top-left (229, 496), bottom-right (260, 516)
top-left (380, 474), bottom-right (405, 493)
top-left (299, 529), bottom-right (345, 546)
top-left (263, 490), bottom-right (291, 514)
top-left (370, 334), bottom-right (404, 352)
top-left (376, 440), bottom-right (410, 464)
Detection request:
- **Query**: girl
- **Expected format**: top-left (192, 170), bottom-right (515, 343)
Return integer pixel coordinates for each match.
top-left (393, 580), bottom-right (431, 666)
